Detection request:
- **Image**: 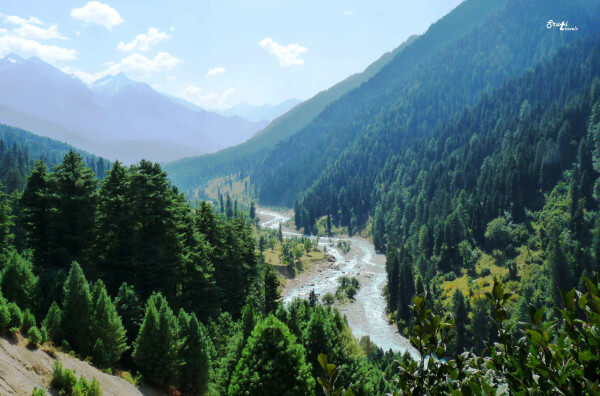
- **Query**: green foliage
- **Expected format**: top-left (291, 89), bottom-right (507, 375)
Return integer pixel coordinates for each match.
top-left (133, 293), bottom-right (181, 386)
top-left (7, 302), bottom-right (23, 329)
top-left (21, 308), bottom-right (35, 334)
top-left (1, 252), bottom-right (38, 309)
top-left (0, 300), bottom-right (10, 329)
top-left (228, 315), bottom-right (315, 395)
top-left (30, 387), bottom-right (46, 396)
top-left (62, 262), bottom-right (93, 355)
top-left (90, 283), bottom-right (128, 367)
top-left (181, 314), bottom-right (210, 394)
top-left (43, 301), bottom-right (63, 343)
top-left (114, 283), bottom-right (143, 345)
top-left (51, 360), bottom-right (101, 396)
top-left (27, 325), bottom-right (42, 346)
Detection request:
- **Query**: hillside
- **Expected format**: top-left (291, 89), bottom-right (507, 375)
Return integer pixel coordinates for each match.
top-left (0, 55), bottom-right (266, 163)
top-left (258, 0), bottom-right (598, 210)
top-left (0, 123), bottom-right (110, 191)
top-left (0, 335), bottom-right (146, 395)
top-left (164, 34), bottom-right (421, 194)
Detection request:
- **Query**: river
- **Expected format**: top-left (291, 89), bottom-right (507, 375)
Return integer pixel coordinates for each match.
top-left (257, 208), bottom-right (419, 360)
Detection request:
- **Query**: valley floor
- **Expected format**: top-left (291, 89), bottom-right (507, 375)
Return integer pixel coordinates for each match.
top-left (257, 208), bottom-right (419, 359)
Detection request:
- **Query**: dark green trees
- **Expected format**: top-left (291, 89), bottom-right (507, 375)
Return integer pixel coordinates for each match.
top-left (93, 161), bottom-right (133, 292)
top-left (181, 314), bottom-right (210, 394)
top-left (90, 283), bottom-right (128, 367)
top-left (133, 293), bottom-right (180, 386)
top-left (20, 160), bottom-right (51, 269)
top-left (450, 290), bottom-right (468, 356)
top-left (0, 183), bottom-right (13, 259)
top-left (50, 151), bottom-right (98, 269)
top-left (61, 262), bottom-right (93, 354)
top-left (0, 252), bottom-right (37, 309)
top-left (228, 316), bottom-right (315, 395)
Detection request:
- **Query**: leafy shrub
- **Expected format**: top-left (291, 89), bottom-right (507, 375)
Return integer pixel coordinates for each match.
top-left (322, 293), bottom-right (335, 305)
top-left (28, 326), bottom-right (42, 346)
top-left (0, 302), bottom-right (10, 329)
top-left (51, 360), bottom-right (77, 393)
top-left (22, 309), bottom-right (36, 334)
top-left (345, 285), bottom-right (357, 299)
top-left (479, 267), bottom-right (491, 277)
top-left (7, 302), bottom-right (23, 328)
top-left (31, 387), bottom-right (46, 396)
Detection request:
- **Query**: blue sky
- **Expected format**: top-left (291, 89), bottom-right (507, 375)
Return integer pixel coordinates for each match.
top-left (0, 0), bottom-right (463, 111)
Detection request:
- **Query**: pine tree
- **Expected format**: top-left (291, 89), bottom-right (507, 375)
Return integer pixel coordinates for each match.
top-left (386, 250), bottom-right (400, 313)
top-left (49, 151), bottom-right (98, 270)
top-left (451, 290), bottom-right (468, 355)
top-left (61, 262), bottom-right (93, 354)
top-left (397, 251), bottom-right (415, 322)
top-left (91, 283), bottom-right (128, 367)
top-left (93, 161), bottom-right (134, 293)
top-left (114, 283), bottom-right (143, 345)
top-left (20, 160), bottom-right (51, 269)
top-left (249, 201), bottom-right (256, 219)
top-left (546, 227), bottom-right (575, 305)
top-left (0, 252), bottom-right (38, 309)
top-left (181, 314), bottom-right (210, 394)
top-left (225, 194), bottom-right (233, 219)
top-left (302, 306), bottom-right (337, 382)
top-left (43, 301), bottom-right (63, 343)
top-left (128, 160), bottom-right (184, 301)
top-left (264, 263), bottom-right (280, 314)
top-left (133, 293), bottom-right (181, 386)
top-left (228, 316), bottom-right (315, 395)
top-left (0, 183), bottom-right (13, 259)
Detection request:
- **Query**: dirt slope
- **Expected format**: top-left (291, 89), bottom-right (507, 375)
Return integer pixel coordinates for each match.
top-left (0, 334), bottom-right (154, 395)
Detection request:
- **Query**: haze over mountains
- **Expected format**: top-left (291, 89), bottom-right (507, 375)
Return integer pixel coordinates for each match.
top-left (0, 54), bottom-right (268, 163)
top-left (219, 99), bottom-right (301, 123)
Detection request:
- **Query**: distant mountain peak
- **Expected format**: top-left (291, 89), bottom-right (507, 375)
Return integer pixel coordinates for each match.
top-left (3, 53), bottom-right (24, 64)
top-left (90, 73), bottom-right (139, 96)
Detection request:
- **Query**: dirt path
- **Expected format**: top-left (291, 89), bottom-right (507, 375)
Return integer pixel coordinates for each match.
top-left (257, 208), bottom-right (419, 359)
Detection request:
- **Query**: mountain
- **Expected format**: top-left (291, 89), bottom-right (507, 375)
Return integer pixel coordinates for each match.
top-left (220, 98), bottom-right (301, 122)
top-left (163, 34), bottom-right (420, 194)
top-left (89, 72), bottom-right (137, 97)
top-left (0, 57), bottom-right (267, 163)
top-left (0, 122), bottom-right (111, 191)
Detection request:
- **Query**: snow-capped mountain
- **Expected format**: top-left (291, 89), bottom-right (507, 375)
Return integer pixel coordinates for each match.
top-left (0, 55), bottom-right (267, 163)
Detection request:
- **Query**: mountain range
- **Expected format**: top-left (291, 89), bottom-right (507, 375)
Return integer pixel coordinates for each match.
top-left (0, 55), bottom-right (268, 163)
top-left (219, 99), bottom-right (301, 123)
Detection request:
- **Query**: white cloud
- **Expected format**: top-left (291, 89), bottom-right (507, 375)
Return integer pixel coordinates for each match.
top-left (1, 13), bottom-right (67, 41)
top-left (205, 66), bottom-right (225, 77)
top-left (167, 75), bottom-right (176, 80)
top-left (0, 36), bottom-right (77, 63)
top-left (64, 51), bottom-right (180, 84)
top-left (118, 27), bottom-right (169, 52)
top-left (344, 10), bottom-right (355, 16)
top-left (259, 37), bottom-right (306, 67)
top-left (13, 24), bottom-right (66, 41)
top-left (3, 15), bottom-right (43, 26)
top-left (104, 51), bottom-right (180, 77)
top-left (71, 1), bottom-right (123, 30)
top-left (181, 84), bottom-right (235, 111)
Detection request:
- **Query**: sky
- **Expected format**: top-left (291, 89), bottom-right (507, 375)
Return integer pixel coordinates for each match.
top-left (0, 0), bottom-right (463, 111)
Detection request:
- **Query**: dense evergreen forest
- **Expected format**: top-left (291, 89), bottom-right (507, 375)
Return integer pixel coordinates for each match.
top-left (0, 123), bottom-right (110, 192)
top-left (0, 151), bottom-right (406, 394)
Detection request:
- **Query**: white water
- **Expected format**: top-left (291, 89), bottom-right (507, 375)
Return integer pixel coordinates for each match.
top-left (258, 208), bottom-right (419, 360)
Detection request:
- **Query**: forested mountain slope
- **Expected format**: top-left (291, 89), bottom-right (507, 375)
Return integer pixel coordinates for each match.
top-left (273, 0), bottom-right (599, 227)
top-left (0, 123), bottom-right (110, 192)
top-left (164, 34), bottom-right (421, 193)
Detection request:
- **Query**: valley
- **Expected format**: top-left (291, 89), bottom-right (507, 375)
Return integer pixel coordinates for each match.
top-left (257, 208), bottom-right (419, 359)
